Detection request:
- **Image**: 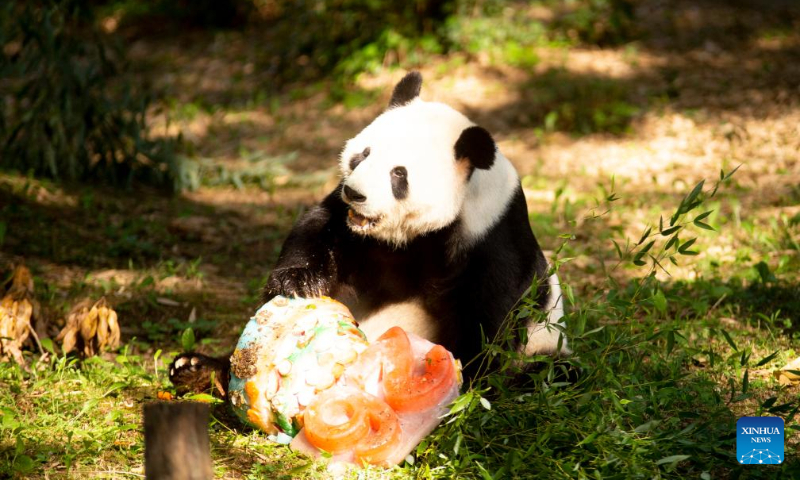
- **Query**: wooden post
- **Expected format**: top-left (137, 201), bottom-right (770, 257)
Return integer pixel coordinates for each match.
top-left (144, 402), bottom-right (213, 480)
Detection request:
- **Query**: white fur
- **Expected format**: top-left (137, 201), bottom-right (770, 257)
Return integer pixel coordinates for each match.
top-left (458, 151), bottom-right (518, 247)
top-left (354, 299), bottom-right (437, 343)
top-left (339, 98), bottom-right (517, 249)
top-left (523, 274), bottom-right (570, 356)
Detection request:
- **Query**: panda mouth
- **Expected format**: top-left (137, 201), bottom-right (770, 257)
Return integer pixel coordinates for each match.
top-left (347, 208), bottom-right (380, 231)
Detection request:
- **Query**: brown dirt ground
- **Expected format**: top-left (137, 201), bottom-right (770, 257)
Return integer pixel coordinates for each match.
top-left (2, 0), bottom-right (799, 356)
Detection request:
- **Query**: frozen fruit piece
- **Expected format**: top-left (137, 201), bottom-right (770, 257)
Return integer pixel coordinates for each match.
top-left (380, 327), bottom-right (457, 412)
top-left (336, 347), bottom-right (358, 364)
top-left (317, 352), bottom-right (335, 367)
top-left (303, 386), bottom-right (401, 466)
top-left (297, 389), bottom-right (315, 407)
top-left (332, 363), bottom-right (345, 380)
top-left (353, 395), bottom-right (401, 466)
top-left (277, 359), bottom-right (292, 376)
top-left (303, 388), bottom-right (370, 453)
top-left (291, 328), bottom-right (462, 468)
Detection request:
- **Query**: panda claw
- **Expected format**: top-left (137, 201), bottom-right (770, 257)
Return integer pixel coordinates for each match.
top-left (266, 266), bottom-right (331, 299)
top-left (173, 356), bottom-right (189, 369)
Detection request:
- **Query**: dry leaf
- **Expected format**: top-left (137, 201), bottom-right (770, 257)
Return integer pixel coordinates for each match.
top-left (0, 265), bottom-right (39, 365)
top-left (156, 297), bottom-right (182, 307)
top-left (56, 297), bottom-right (121, 357)
top-left (774, 356), bottom-right (800, 386)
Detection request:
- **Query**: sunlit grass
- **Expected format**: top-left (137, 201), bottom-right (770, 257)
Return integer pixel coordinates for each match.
top-left (2, 165), bottom-right (798, 479)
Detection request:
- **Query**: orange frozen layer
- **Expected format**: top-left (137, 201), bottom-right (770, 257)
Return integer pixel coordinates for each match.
top-left (303, 387), bottom-right (401, 465)
top-left (379, 327), bottom-right (457, 413)
top-left (291, 328), bottom-right (462, 467)
top-left (303, 389), bottom-right (370, 453)
top-left (353, 394), bottom-right (401, 466)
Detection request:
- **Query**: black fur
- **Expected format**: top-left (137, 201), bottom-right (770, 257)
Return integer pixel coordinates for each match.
top-left (343, 185), bottom-right (366, 203)
top-left (389, 72), bottom-right (422, 108)
top-left (390, 166), bottom-right (408, 200)
top-left (263, 182), bottom-right (549, 379)
top-left (455, 126), bottom-right (496, 172)
top-left (349, 147), bottom-right (370, 171)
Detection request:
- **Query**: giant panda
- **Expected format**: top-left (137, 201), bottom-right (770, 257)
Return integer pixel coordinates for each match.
top-left (170, 72), bottom-right (568, 394)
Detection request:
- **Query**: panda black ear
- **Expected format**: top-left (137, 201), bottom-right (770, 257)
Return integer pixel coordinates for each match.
top-left (455, 126), bottom-right (496, 170)
top-left (388, 71), bottom-right (422, 108)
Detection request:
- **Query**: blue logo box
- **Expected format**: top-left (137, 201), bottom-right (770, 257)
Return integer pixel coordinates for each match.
top-left (737, 416), bottom-right (784, 465)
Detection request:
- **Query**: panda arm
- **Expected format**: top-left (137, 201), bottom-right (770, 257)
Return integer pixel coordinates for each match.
top-left (263, 186), bottom-right (348, 299)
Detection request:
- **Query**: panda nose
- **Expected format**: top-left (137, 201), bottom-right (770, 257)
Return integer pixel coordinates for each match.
top-left (343, 185), bottom-right (367, 203)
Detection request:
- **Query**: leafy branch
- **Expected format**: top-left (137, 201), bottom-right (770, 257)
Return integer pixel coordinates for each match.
top-left (614, 166), bottom-right (740, 278)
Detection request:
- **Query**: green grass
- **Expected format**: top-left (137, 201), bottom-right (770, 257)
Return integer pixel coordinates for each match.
top-left (3, 0), bottom-right (800, 476)
top-left (414, 171), bottom-right (800, 478)
top-left (0, 350), bottom-right (325, 479)
top-left (2, 167), bottom-right (798, 479)
top-left (421, 278), bottom-right (800, 478)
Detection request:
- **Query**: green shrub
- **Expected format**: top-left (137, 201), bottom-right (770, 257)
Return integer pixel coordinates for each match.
top-left (547, 0), bottom-right (638, 45)
top-left (445, 12), bottom-right (548, 68)
top-left (259, 0), bottom-right (637, 81)
top-left (445, 0), bottom-right (637, 70)
top-left (0, 1), bottom-right (180, 189)
top-left (242, 0), bottom-right (452, 86)
top-left (520, 69), bottom-right (641, 135)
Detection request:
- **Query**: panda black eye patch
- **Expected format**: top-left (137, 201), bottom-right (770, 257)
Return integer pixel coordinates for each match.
top-left (391, 166), bottom-right (408, 200)
top-left (349, 147), bottom-right (371, 171)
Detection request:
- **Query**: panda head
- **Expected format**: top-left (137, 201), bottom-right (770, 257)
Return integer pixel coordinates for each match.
top-left (340, 72), bottom-right (509, 247)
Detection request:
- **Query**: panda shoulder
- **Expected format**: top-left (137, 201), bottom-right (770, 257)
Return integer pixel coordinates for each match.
top-left (457, 152), bottom-right (521, 247)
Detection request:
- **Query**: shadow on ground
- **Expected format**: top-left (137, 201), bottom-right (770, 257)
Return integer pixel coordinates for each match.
top-left (0, 176), bottom-right (319, 350)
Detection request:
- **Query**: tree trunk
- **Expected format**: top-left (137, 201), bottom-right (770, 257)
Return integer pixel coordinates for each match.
top-left (144, 402), bottom-right (213, 480)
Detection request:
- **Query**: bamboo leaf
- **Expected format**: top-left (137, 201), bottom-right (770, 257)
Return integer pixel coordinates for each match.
top-left (665, 234), bottom-right (680, 251)
top-left (637, 227), bottom-right (652, 246)
top-left (653, 291), bottom-right (667, 314)
top-left (678, 238), bottom-right (697, 254)
top-left (756, 350), bottom-right (780, 367)
top-left (694, 210), bottom-right (713, 222)
top-left (720, 329), bottom-right (738, 351)
top-left (694, 221), bottom-right (714, 231)
top-left (685, 180), bottom-right (705, 206)
top-left (656, 455), bottom-right (690, 466)
top-left (661, 225), bottom-right (681, 236)
top-left (612, 239), bottom-right (623, 260)
top-left (722, 165), bottom-right (741, 182)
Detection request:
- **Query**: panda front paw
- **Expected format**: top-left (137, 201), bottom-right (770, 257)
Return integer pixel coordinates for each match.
top-left (169, 353), bottom-right (230, 397)
top-left (264, 266), bottom-right (332, 299)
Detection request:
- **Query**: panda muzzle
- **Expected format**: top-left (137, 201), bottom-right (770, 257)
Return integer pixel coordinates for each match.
top-left (347, 208), bottom-right (378, 229)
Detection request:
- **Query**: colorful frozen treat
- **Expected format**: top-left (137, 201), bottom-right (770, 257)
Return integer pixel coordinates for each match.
top-left (228, 296), bottom-right (462, 466)
top-left (227, 296), bottom-right (369, 439)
